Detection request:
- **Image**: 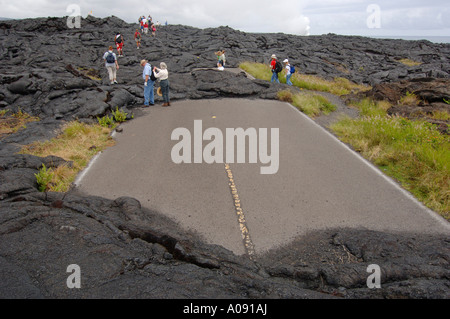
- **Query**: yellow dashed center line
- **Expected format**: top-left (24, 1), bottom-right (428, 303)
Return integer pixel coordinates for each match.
top-left (224, 163), bottom-right (256, 259)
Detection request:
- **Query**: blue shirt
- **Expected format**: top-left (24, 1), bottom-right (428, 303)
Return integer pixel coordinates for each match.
top-left (143, 63), bottom-right (152, 80)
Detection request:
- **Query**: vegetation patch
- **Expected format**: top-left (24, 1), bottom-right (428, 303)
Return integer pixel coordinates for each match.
top-left (399, 91), bottom-right (420, 105)
top-left (240, 62), bottom-right (370, 96)
top-left (21, 121), bottom-right (116, 192)
top-left (331, 98), bottom-right (449, 219)
top-left (0, 109), bottom-right (39, 139)
top-left (277, 90), bottom-right (336, 118)
top-left (396, 58), bottom-right (422, 67)
top-left (77, 66), bottom-right (102, 81)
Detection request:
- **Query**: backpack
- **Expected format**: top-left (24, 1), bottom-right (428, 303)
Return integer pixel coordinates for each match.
top-left (290, 65), bottom-right (295, 74)
top-left (150, 69), bottom-right (157, 81)
top-left (106, 52), bottom-right (115, 64)
top-left (275, 60), bottom-right (283, 73)
top-left (116, 34), bottom-right (122, 43)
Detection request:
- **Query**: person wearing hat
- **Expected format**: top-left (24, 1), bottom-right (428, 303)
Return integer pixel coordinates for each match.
top-left (283, 59), bottom-right (293, 86)
top-left (270, 54), bottom-right (281, 83)
top-left (153, 62), bottom-right (170, 106)
top-left (115, 32), bottom-right (124, 57)
top-left (140, 59), bottom-right (155, 106)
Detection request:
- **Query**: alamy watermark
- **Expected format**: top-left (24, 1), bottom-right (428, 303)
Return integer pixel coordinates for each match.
top-left (66, 4), bottom-right (81, 29)
top-left (366, 264), bottom-right (382, 289)
top-left (171, 120), bottom-right (279, 175)
top-left (367, 4), bottom-right (381, 29)
top-left (66, 264), bottom-right (81, 288)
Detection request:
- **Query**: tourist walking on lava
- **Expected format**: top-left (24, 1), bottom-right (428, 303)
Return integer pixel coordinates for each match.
top-left (134, 29), bottom-right (141, 49)
top-left (270, 54), bottom-right (281, 83)
top-left (103, 46), bottom-right (119, 85)
top-left (139, 16), bottom-right (144, 33)
top-left (153, 62), bottom-right (170, 106)
top-left (283, 59), bottom-right (293, 86)
top-left (115, 32), bottom-right (124, 57)
top-left (143, 18), bottom-right (149, 34)
top-left (141, 60), bottom-right (155, 106)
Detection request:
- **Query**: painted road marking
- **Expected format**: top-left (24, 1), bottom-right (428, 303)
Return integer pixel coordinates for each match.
top-left (225, 163), bottom-right (256, 259)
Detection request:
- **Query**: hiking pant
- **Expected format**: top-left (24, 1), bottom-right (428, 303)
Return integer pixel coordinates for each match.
top-left (160, 79), bottom-right (170, 103)
top-left (144, 80), bottom-right (155, 105)
top-left (106, 66), bottom-right (116, 83)
top-left (271, 71), bottom-right (280, 83)
top-left (286, 74), bottom-right (293, 86)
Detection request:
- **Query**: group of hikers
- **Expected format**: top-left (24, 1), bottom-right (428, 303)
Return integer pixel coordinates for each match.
top-left (102, 14), bottom-right (171, 107)
top-left (101, 19), bottom-right (298, 109)
top-left (139, 15), bottom-right (158, 37)
top-left (270, 54), bottom-right (295, 86)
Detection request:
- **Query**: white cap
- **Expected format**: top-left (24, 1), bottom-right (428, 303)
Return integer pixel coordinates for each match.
top-left (283, 59), bottom-right (289, 63)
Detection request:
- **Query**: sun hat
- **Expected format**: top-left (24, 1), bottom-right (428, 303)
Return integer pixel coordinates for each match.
top-left (271, 54), bottom-right (277, 59)
top-left (283, 59), bottom-right (289, 63)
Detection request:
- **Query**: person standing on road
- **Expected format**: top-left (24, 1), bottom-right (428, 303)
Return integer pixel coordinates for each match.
top-left (270, 54), bottom-right (281, 83)
top-left (141, 59), bottom-right (155, 106)
top-left (103, 46), bottom-right (119, 85)
top-left (283, 59), bottom-right (293, 86)
top-left (153, 62), bottom-right (170, 106)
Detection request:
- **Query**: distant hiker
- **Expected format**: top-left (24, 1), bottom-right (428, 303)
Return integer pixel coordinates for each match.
top-left (103, 46), bottom-right (119, 85)
top-left (153, 62), bottom-right (170, 106)
top-left (215, 50), bottom-right (226, 70)
top-left (143, 19), bottom-right (149, 34)
top-left (270, 54), bottom-right (281, 83)
top-left (283, 59), bottom-right (293, 86)
top-left (151, 23), bottom-right (156, 37)
top-left (140, 16), bottom-right (144, 33)
top-left (115, 32), bottom-right (124, 57)
top-left (140, 59), bottom-right (155, 106)
top-left (134, 29), bottom-right (141, 49)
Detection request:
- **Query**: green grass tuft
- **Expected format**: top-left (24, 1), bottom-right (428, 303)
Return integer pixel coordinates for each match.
top-left (331, 111), bottom-right (450, 219)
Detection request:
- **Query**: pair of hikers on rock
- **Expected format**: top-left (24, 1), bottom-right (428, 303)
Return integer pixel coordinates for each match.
top-left (270, 54), bottom-right (295, 86)
top-left (140, 59), bottom-right (171, 107)
top-left (102, 47), bottom-right (170, 107)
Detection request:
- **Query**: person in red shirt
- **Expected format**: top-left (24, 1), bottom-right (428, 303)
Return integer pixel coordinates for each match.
top-left (144, 20), bottom-right (149, 34)
top-left (270, 54), bottom-right (280, 83)
top-left (134, 29), bottom-right (141, 49)
top-left (115, 32), bottom-right (124, 57)
top-left (140, 16), bottom-right (144, 33)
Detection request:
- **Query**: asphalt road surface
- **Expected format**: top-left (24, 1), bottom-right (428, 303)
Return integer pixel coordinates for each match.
top-left (75, 98), bottom-right (450, 256)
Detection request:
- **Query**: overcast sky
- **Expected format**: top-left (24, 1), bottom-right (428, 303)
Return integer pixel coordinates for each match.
top-left (1, 0), bottom-right (449, 37)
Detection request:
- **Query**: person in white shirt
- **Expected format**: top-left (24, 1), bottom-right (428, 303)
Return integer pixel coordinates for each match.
top-left (283, 59), bottom-right (293, 86)
top-left (153, 62), bottom-right (170, 106)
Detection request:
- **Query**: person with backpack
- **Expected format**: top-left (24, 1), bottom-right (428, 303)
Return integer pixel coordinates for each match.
top-left (270, 54), bottom-right (281, 83)
top-left (283, 59), bottom-right (294, 86)
top-left (140, 59), bottom-right (156, 106)
top-left (103, 46), bottom-right (119, 85)
top-left (115, 32), bottom-right (124, 57)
